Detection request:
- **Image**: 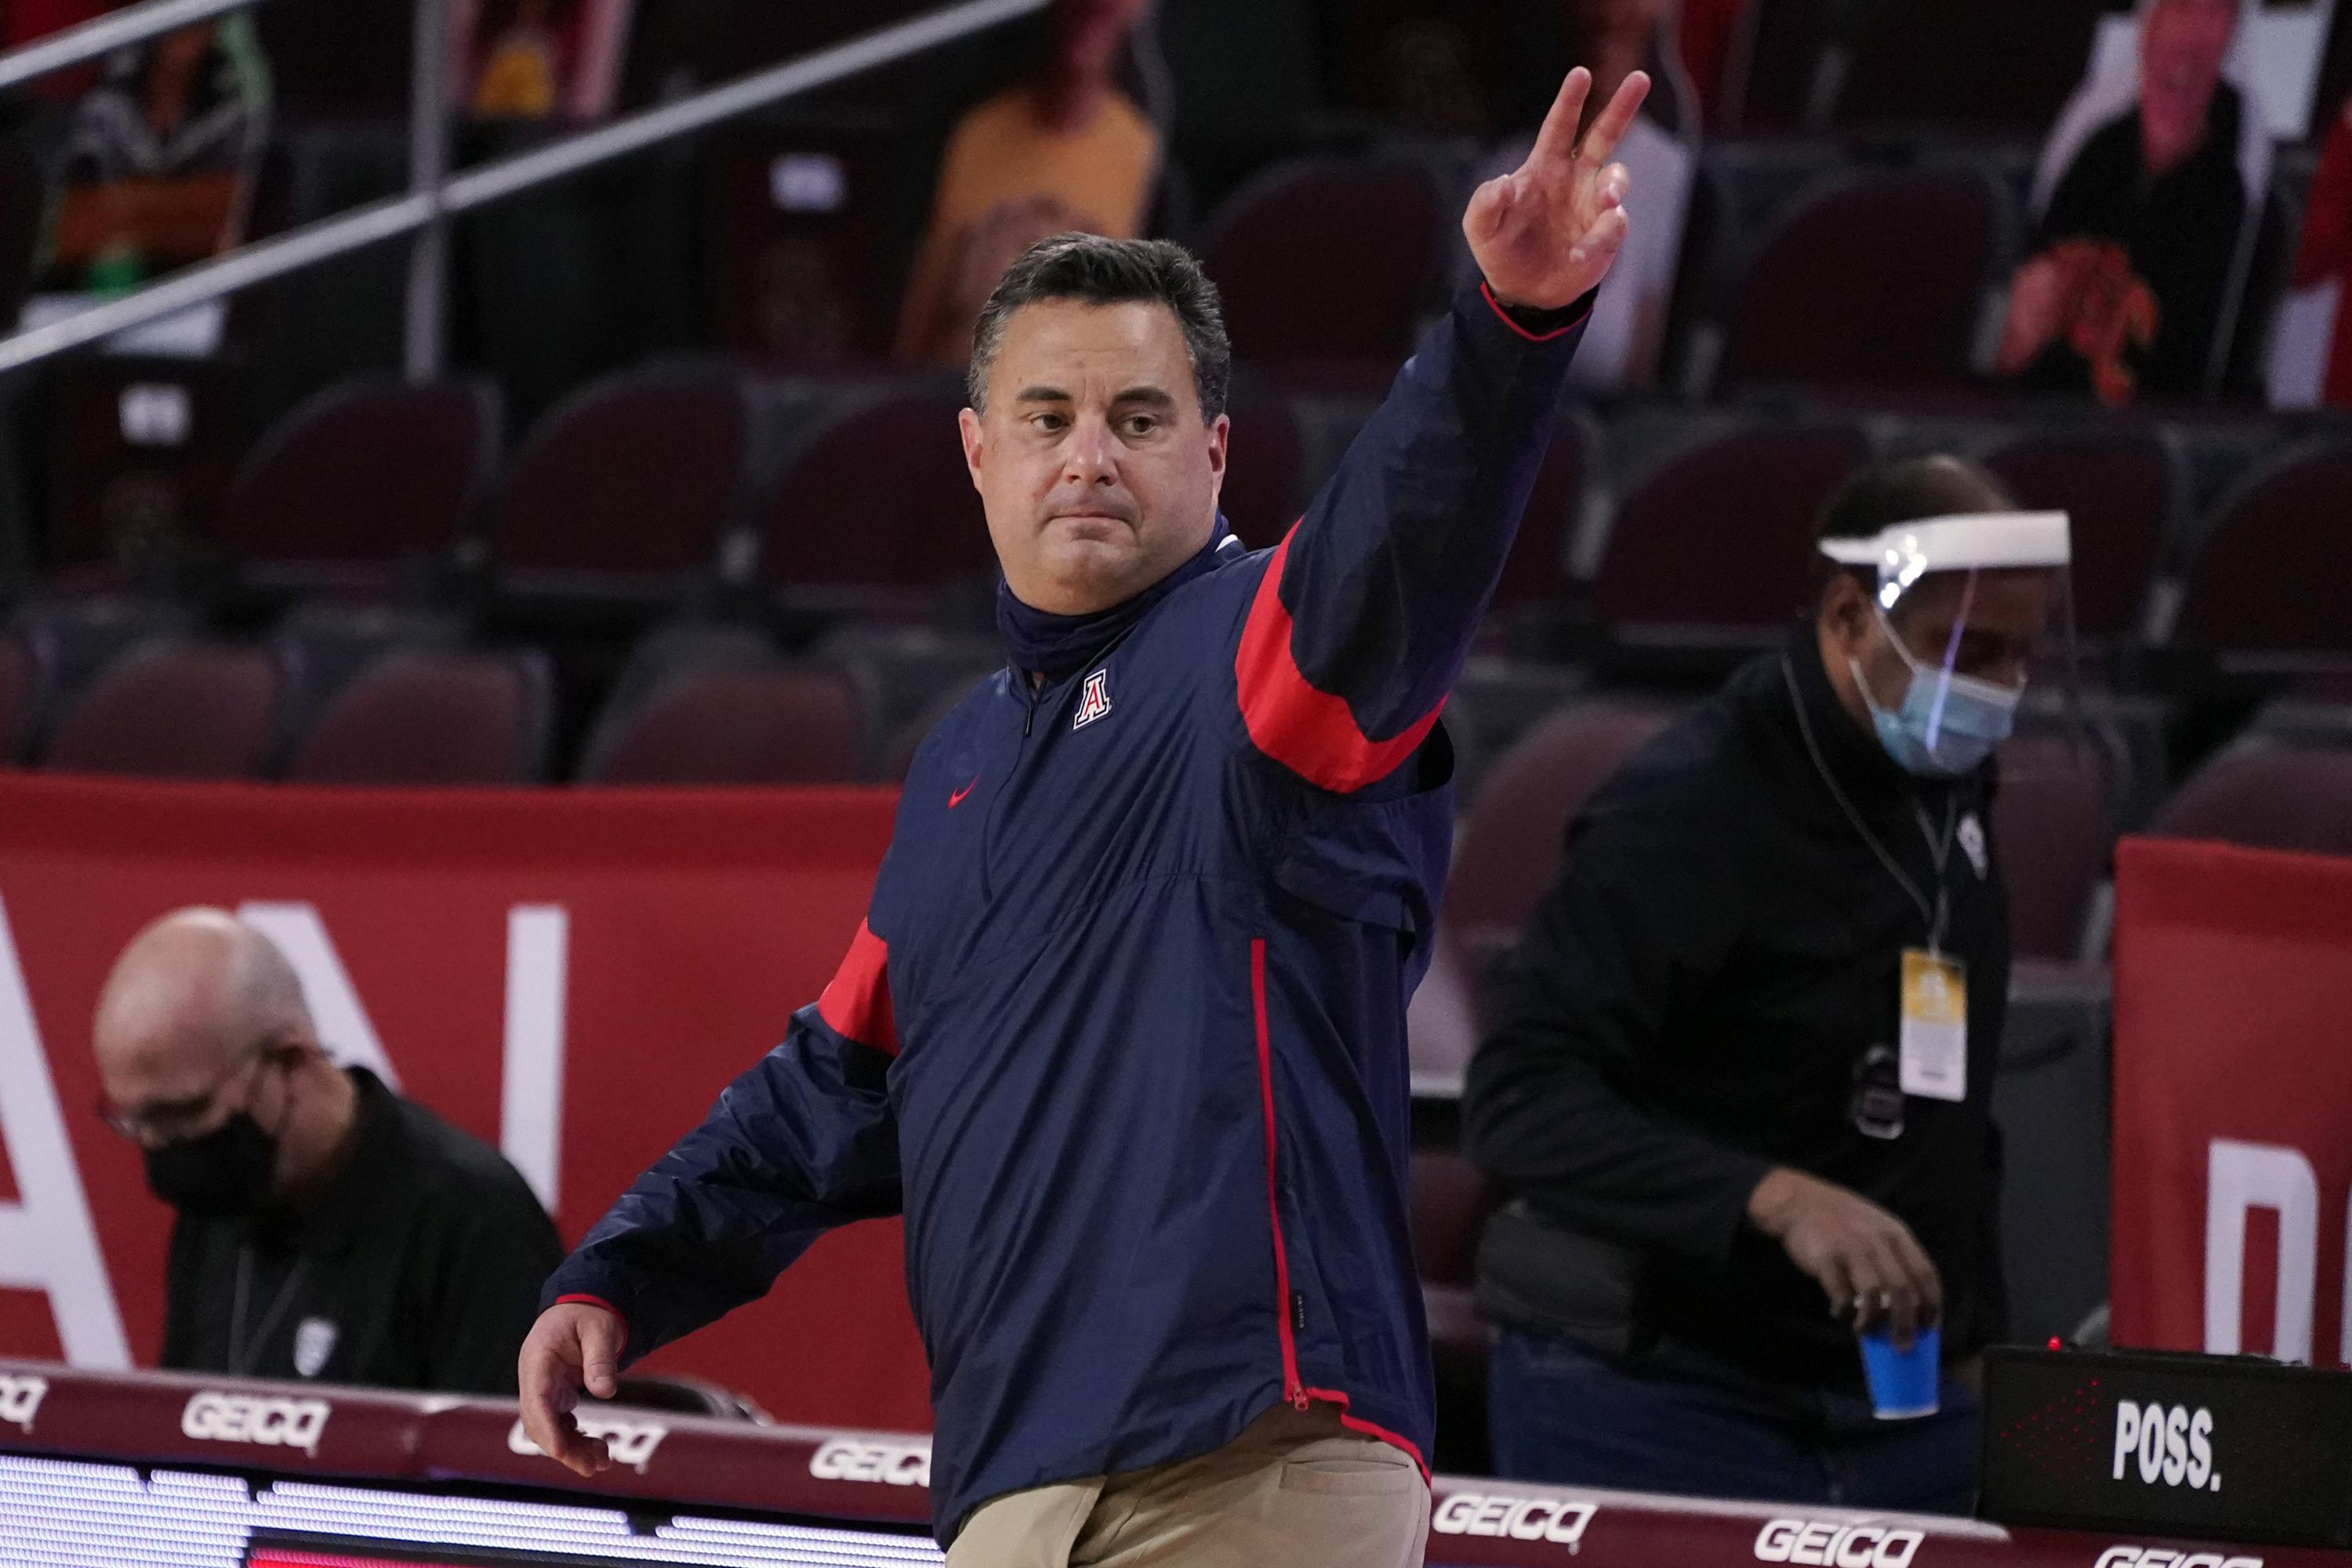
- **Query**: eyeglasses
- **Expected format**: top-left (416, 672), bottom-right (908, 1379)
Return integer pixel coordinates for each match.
top-left (97, 1046), bottom-right (271, 1145)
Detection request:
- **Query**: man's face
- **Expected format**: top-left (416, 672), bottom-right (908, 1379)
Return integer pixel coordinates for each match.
top-left (1832, 568), bottom-right (2057, 716)
top-left (960, 298), bottom-right (1227, 616)
top-left (2140, 0), bottom-right (2238, 151)
top-left (93, 1010), bottom-right (271, 1151)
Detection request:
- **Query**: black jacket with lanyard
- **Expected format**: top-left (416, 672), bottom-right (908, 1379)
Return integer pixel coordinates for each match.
top-left (1464, 621), bottom-right (2010, 1390)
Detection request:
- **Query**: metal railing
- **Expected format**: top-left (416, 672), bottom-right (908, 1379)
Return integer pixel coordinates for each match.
top-left (0, 0), bottom-right (1051, 379)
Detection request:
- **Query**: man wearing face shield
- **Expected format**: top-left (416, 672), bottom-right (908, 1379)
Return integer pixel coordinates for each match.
top-left (1464, 456), bottom-right (2071, 1509)
top-left (93, 907), bottom-right (562, 1393)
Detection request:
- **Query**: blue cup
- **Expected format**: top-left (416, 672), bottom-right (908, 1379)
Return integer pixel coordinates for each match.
top-left (1857, 1323), bottom-right (1940, 1420)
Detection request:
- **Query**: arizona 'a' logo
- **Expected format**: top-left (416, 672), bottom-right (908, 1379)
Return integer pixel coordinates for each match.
top-left (1073, 669), bottom-right (1112, 730)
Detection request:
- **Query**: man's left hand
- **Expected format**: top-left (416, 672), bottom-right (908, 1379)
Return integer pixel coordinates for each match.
top-left (1465, 66), bottom-right (1650, 312)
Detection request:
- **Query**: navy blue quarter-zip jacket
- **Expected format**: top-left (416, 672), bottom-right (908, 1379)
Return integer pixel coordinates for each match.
top-left (543, 281), bottom-right (1592, 1544)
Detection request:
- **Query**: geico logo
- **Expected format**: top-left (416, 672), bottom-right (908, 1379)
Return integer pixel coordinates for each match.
top-left (2092, 1548), bottom-right (2263, 1568)
top-left (1754, 1519), bottom-right (1925, 1568)
top-left (505, 1415), bottom-right (668, 1472)
top-left (1431, 1493), bottom-right (1597, 1544)
top-left (2111, 1400), bottom-right (2219, 1491)
top-left (179, 1392), bottom-right (330, 1454)
top-left (0, 1373), bottom-right (47, 1432)
top-left (809, 1438), bottom-right (932, 1487)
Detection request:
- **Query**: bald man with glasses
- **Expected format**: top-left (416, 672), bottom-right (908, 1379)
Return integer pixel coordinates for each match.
top-left (93, 907), bottom-right (561, 1394)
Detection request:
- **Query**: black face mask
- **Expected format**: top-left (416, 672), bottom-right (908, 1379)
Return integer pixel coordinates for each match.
top-left (143, 1112), bottom-right (279, 1217)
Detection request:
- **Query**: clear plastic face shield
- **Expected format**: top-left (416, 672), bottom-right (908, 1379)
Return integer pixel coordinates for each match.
top-left (1819, 512), bottom-right (2078, 779)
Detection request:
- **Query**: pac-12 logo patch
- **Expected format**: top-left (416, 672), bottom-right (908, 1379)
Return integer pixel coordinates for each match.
top-left (1073, 668), bottom-right (1112, 730)
top-left (1958, 813), bottom-right (1988, 878)
top-left (293, 1316), bottom-right (339, 1378)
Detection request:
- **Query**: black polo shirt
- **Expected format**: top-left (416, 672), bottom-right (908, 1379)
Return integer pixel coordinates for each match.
top-left (160, 1067), bottom-right (564, 1395)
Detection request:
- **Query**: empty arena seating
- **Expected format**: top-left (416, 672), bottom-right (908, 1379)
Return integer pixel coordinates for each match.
top-left (285, 648), bottom-right (554, 786)
top-left (580, 627), bottom-right (868, 785)
top-left (41, 639), bottom-right (291, 780)
top-left (1711, 169), bottom-right (2003, 396)
top-left (484, 370), bottom-right (758, 598)
top-left (2148, 727), bottom-right (2352, 855)
top-left (753, 384), bottom-right (996, 612)
top-left (1992, 724), bottom-right (2121, 964)
top-left (1980, 426), bottom-right (2181, 644)
top-left (1584, 421), bottom-right (1869, 633)
top-left (1214, 389), bottom-right (1309, 551)
top-left (1443, 697), bottom-right (1682, 967)
top-left (0, 625), bottom-right (49, 764)
top-left (1831, 0), bottom-right (2107, 134)
top-left (1494, 411), bottom-right (1596, 612)
top-left (1198, 158), bottom-right (1444, 390)
top-left (1410, 1145), bottom-right (1498, 1475)
top-left (2168, 442), bottom-right (2352, 659)
top-left (207, 378), bottom-right (500, 595)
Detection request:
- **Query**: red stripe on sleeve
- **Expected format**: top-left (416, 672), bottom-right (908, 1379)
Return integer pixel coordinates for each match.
top-left (553, 1294), bottom-right (629, 1341)
top-left (1234, 532), bottom-right (1443, 793)
top-left (816, 920), bottom-right (898, 1056)
top-left (1479, 280), bottom-right (1594, 343)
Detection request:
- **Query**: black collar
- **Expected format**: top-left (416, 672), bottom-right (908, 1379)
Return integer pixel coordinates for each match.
top-left (249, 1066), bottom-right (401, 1258)
top-left (995, 517), bottom-right (1243, 684)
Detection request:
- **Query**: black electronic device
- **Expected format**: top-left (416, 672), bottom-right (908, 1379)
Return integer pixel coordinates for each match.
top-left (1980, 1344), bottom-right (2352, 1548)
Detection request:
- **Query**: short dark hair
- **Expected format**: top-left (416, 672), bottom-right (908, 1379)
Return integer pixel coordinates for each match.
top-left (967, 233), bottom-right (1232, 421)
top-left (1813, 454), bottom-right (2016, 607)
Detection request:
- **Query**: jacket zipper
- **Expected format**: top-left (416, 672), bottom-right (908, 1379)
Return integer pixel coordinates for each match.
top-left (979, 673), bottom-right (1041, 904)
top-left (1250, 936), bottom-right (1312, 1410)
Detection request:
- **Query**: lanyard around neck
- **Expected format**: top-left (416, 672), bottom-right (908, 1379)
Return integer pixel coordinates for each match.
top-left (1782, 655), bottom-right (1961, 954)
top-left (228, 1243), bottom-right (310, 1377)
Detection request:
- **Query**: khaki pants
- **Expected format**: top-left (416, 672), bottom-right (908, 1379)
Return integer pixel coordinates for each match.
top-left (946, 1403), bottom-right (1430, 1568)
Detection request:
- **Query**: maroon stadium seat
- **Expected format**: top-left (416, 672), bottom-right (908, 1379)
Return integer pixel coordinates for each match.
top-left (1588, 423), bottom-right (1868, 629)
top-left (1982, 426), bottom-right (2180, 644)
top-left (0, 628), bottom-right (53, 766)
top-left (485, 372), bottom-right (755, 592)
top-left (2170, 443), bottom-right (2352, 656)
top-left (1494, 412), bottom-right (1594, 612)
top-left (1410, 1145), bottom-right (1499, 1476)
top-left (1217, 393), bottom-right (1307, 552)
top-left (1406, 919), bottom-right (1483, 1080)
top-left (754, 387), bottom-right (996, 609)
top-left (1444, 698), bottom-right (1681, 965)
top-left (1713, 171), bottom-right (2002, 395)
top-left (42, 640), bottom-right (287, 779)
top-left (1719, 0), bottom-right (1836, 132)
top-left (878, 671), bottom-right (995, 784)
top-left (286, 649), bottom-right (553, 786)
top-left (583, 661), bottom-right (866, 785)
top-left (1994, 726), bottom-right (2118, 963)
top-left (1833, 0), bottom-right (2105, 134)
top-left (1198, 159), bottom-right (1443, 388)
top-left (1410, 1149), bottom-right (1493, 1292)
top-left (2147, 738), bottom-right (2352, 856)
top-left (256, 0), bottom-right (412, 119)
top-left (210, 379), bottom-right (499, 590)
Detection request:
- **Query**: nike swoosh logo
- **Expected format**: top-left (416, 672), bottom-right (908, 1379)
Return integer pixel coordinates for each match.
top-left (948, 776), bottom-right (978, 809)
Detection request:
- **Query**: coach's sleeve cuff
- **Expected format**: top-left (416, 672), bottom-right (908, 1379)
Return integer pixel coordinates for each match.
top-left (1479, 280), bottom-right (1599, 343)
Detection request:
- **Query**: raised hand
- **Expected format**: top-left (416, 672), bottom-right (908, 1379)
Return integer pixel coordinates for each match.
top-left (1465, 67), bottom-right (1651, 312)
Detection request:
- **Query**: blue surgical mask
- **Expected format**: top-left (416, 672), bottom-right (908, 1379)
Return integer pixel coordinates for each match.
top-left (1850, 612), bottom-right (2021, 778)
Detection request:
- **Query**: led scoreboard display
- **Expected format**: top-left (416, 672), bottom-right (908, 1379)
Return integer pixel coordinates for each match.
top-left (2, 1361), bottom-right (2342, 1568)
top-left (1980, 1347), bottom-right (2352, 1549)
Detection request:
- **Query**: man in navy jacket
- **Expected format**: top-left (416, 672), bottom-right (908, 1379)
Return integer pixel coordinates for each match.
top-left (520, 66), bottom-right (1650, 1566)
